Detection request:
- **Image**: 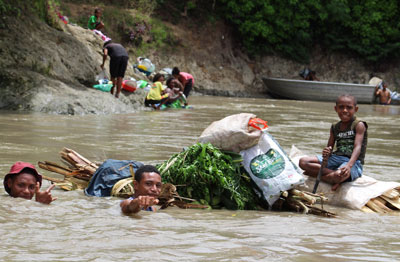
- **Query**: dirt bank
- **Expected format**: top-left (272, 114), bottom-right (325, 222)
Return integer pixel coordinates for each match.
top-left (0, 8), bottom-right (399, 115)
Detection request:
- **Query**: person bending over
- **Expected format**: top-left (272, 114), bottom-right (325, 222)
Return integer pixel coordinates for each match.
top-left (299, 94), bottom-right (368, 191)
top-left (120, 165), bottom-right (162, 214)
top-left (101, 41), bottom-right (129, 98)
top-left (4, 162), bottom-right (57, 204)
top-left (172, 67), bottom-right (194, 98)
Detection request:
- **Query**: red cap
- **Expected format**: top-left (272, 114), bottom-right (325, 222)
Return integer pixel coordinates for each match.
top-left (3, 162), bottom-right (42, 195)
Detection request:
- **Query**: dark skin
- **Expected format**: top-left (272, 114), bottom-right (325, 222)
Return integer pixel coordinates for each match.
top-left (374, 83), bottom-right (391, 105)
top-left (120, 172), bottom-right (162, 214)
top-left (100, 47), bottom-right (122, 98)
top-left (7, 173), bottom-right (57, 204)
top-left (299, 96), bottom-right (366, 191)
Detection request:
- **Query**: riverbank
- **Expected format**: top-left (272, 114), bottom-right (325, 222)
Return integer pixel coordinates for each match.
top-left (0, 3), bottom-right (399, 115)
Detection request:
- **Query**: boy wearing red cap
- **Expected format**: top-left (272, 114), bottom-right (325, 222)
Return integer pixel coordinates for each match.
top-left (3, 162), bottom-right (57, 204)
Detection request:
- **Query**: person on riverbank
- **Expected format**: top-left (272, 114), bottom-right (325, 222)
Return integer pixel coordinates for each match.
top-left (101, 41), bottom-right (129, 98)
top-left (120, 165), bottom-right (162, 214)
top-left (144, 73), bottom-right (170, 109)
top-left (3, 162), bottom-right (57, 204)
top-left (88, 8), bottom-right (104, 30)
top-left (299, 94), bottom-right (368, 191)
top-left (374, 81), bottom-right (392, 105)
top-left (172, 67), bottom-right (194, 98)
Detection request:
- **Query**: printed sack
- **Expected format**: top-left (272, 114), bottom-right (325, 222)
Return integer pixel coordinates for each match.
top-left (240, 132), bottom-right (305, 206)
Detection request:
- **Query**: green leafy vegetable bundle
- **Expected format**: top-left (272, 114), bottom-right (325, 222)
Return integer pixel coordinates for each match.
top-left (157, 143), bottom-right (261, 210)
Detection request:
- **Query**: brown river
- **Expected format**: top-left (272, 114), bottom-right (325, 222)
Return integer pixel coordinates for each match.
top-left (1, 96), bottom-right (400, 261)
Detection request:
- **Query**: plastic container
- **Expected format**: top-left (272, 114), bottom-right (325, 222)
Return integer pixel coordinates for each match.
top-left (122, 80), bottom-right (137, 92)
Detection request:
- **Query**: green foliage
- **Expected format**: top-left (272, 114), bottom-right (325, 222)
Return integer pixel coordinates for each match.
top-left (218, 0), bottom-right (400, 63)
top-left (157, 143), bottom-right (261, 210)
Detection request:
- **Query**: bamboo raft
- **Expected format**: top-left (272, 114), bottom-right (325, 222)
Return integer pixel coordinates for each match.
top-left (362, 188), bottom-right (400, 213)
top-left (38, 148), bottom-right (399, 216)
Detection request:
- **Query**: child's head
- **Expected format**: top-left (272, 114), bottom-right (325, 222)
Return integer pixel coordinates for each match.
top-left (166, 77), bottom-right (175, 88)
top-left (94, 8), bottom-right (102, 17)
top-left (4, 162), bottom-right (43, 199)
top-left (153, 73), bottom-right (165, 83)
top-left (335, 94), bottom-right (358, 122)
top-left (172, 67), bottom-right (180, 77)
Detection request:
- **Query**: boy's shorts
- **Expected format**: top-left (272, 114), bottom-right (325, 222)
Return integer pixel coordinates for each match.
top-left (317, 154), bottom-right (363, 182)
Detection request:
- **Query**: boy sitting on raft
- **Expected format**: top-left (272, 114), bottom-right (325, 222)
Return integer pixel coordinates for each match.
top-left (299, 94), bottom-right (368, 191)
top-left (3, 162), bottom-right (57, 204)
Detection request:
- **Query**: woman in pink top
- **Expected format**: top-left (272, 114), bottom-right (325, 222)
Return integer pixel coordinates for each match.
top-left (172, 67), bottom-right (194, 98)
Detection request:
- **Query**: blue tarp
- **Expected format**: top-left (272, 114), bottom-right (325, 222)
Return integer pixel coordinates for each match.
top-left (84, 159), bottom-right (143, 197)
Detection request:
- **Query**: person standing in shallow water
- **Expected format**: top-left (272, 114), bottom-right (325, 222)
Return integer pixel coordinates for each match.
top-left (299, 94), bottom-right (368, 191)
top-left (4, 162), bottom-right (57, 204)
top-left (101, 41), bottom-right (129, 98)
top-left (374, 81), bottom-right (392, 105)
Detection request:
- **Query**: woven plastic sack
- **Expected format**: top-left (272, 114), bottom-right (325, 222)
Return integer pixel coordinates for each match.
top-left (240, 132), bottom-right (305, 206)
top-left (198, 113), bottom-right (263, 153)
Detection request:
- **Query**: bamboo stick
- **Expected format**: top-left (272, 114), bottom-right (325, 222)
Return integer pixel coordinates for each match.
top-left (64, 147), bottom-right (94, 166)
top-left (368, 198), bottom-right (391, 213)
top-left (380, 195), bottom-right (400, 210)
top-left (290, 189), bottom-right (316, 205)
top-left (382, 189), bottom-right (400, 199)
top-left (366, 200), bottom-right (386, 213)
top-left (38, 162), bottom-right (72, 176)
top-left (361, 205), bottom-right (375, 213)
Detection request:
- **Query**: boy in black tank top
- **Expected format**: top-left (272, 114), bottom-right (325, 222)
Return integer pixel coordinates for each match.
top-left (299, 94), bottom-right (368, 191)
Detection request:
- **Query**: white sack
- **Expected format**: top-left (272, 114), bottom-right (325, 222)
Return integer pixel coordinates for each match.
top-left (198, 113), bottom-right (262, 153)
top-left (240, 132), bottom-right (305, 206)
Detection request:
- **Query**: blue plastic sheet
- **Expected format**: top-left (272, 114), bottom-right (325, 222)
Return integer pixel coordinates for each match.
top-left (84, 159), bottom-right (143, 197)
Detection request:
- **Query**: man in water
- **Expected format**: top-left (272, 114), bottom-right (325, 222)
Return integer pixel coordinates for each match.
top-left (4, 161), bottom-right (57, 204)
top-left (374, 81), bottom-right (392, 105)
top-left (120, 165), bottom-right (162, 214)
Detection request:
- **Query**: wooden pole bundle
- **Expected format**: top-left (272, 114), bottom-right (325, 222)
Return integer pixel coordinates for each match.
top-left (39, 148), bottom-right (99, 191)
top-left (362, 188), bottom-right (400, 213)
top-left (274, 189), bottom-right (336, 217)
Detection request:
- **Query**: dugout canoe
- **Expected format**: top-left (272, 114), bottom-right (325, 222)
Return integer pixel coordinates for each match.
top-left (263, 77), bottom-right (376, 104)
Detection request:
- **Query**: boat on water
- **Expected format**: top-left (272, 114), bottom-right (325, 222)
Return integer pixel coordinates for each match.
top-left (263, 77), bottom-right (376, 104)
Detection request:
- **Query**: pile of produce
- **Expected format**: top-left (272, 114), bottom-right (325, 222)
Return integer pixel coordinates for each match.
top-left (157, 142), bottom-right (259, 210)
top-left (157, 142), bottom-right (336, 217)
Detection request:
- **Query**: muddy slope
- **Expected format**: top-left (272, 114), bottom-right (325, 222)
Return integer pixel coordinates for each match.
top-left (0, 12), bottom-right (399, 115)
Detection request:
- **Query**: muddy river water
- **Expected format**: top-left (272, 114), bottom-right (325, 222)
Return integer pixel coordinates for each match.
top-left (1, 96), bottom-right (399, 261)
